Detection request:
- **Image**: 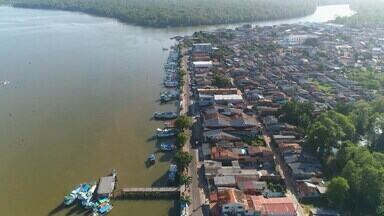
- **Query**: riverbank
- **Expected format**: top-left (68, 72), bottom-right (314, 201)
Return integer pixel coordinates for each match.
top-left (10, 0), bottom-right (317, 28)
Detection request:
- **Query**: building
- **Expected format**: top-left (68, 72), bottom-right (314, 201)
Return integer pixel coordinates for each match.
top-left (192, 43), bottom-right (213, 53)
top-left (193, 61), bottom-right (213, 68)
top-left (248, 195), bottom-right (297, 216)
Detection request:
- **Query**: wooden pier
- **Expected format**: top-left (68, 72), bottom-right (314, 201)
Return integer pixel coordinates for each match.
top-left (115, 187), bottom-right (180, 199)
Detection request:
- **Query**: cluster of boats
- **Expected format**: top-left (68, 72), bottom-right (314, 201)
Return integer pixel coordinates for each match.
top-left (147, 48), bottom-right (181, 166)
top-left (0, 80), bottom-right (10, 87)
top-left (163, 49), bottom-right (179, 88)
top-left (63, 170), bottom-right (116, 215)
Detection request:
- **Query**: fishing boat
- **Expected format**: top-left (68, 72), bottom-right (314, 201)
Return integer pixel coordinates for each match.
top-left (160, 143), bottom-right (175, 152)
top-left (153, 112), bottom-right (178, 120)
top-left (64, 184), bottom-right (82, 206)
top-left (156, 128), bottom-right (178, 138)
top-left (80, 182), bottom-right (97, 207)
top-left (162, 48), bottom-right (169, 51)
top-left (96, 202), bottom-right (113, 216)
top-left (164, 80), bottom-right (178, 88)
top-left (147, 154), bottom-right (156, 164)
top-left (160, 91), bottom-right (179, 103)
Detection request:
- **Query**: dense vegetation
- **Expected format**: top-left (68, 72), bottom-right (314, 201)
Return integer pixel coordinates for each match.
top-left (280, 99), bottom-right (384, 215)
top-left (324, 0), bottom-right (384, 28)
top-left (9, 0), bottom-right (317, 27)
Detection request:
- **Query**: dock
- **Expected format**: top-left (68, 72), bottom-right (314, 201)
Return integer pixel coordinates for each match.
top-left (115, 187), bottom-right (180, 199)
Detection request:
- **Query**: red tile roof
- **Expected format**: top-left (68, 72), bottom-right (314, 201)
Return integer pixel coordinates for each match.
top-left (249, 195), bottom-right (297, 216)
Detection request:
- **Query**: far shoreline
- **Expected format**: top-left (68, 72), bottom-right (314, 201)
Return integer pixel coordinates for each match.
top-left (5, 3), bottom-right (320, 29)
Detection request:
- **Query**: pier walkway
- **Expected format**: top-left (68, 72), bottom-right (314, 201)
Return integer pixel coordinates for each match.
top-left (115, 187), bottom-right (180, 199)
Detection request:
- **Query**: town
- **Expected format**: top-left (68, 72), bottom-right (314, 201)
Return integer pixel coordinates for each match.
top-left (168, 22), bottom-right (384, 216)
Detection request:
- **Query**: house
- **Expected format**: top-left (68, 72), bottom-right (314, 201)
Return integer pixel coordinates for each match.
top-left (214, 94), bottom-right (244, 105)
top-left (214, 176), bottom-right (237, 187)
top-left (204, 129), bottom-right (242, 142)
top-left (237, 180), bottom-right (268, 195)
top-left (248, 195), bottom-right (297, 216)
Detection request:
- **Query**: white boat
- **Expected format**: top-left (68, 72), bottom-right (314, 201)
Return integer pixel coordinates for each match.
top-left (0, 80), bottom-right (10, 86)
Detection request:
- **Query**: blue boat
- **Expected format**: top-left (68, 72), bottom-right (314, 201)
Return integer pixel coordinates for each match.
top-left (160, 143), bottom-right (175, 152)
top-left (64, 184), bottom-right (82, 206)
top-left (96, 203), bottom-right (113, 215)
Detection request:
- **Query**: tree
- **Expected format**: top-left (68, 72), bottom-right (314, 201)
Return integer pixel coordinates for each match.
top-left (213, 73), bottom-right (232, 88)
top-left (350, 101), bottom-right (371, 137)
top-left (327, 111), bottom-right (356, 141)
top-left (177, 131), bottom-right (188, 148)
top-left (279, 101), bottom-right (314, 131)
top-left (180, 195), bottom-right (192, 205)
top-left (174, 151), bottom-right (192, 172)
top-left (327, 176), bottom-right (350, 210)
top-left (306, 114), bottom-right (344, 159)
top-left (179, 174), bottom-right (192, 190)
top-left (175, 115), bottom-right (192, 131)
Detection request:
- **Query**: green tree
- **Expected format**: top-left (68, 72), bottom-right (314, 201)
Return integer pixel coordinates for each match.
top-left (350, 101), bottom-right (372, 137)
top-left (280, 101), bottom-right (314, 131)
top-left (175, 115), bottom-right (192, 131)
top-left (179, 174), bottom-right (192, 190)
top-left (213, 73), bottom-right (232, 88)
top-left (306, 114), bottom-right (344, 159)
top-left (174, 151), bottom-right (193, 172)
top-left (177, 131), bottom-right (188, 148)
top-left (327, 176), bottom-right (350, 210)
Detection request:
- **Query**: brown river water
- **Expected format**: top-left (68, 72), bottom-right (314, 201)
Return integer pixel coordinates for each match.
top-left (0, 4), bottom-right (353, 216)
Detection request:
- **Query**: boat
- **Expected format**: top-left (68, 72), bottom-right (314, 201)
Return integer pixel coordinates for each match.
top-left (160, 91), bottom-right (179, 103)
top-left (96, 202), bottom-right (113, 216)
top-left (64, 184), bottom-right (82, 206)
top-left (153, 112), bottom-right (178, 120)
top-left (167, 164), bottom-right (178, 185)
top-left (156, 128), bottom-right (178, 138)
top-left (0, 80), bottom-right (10, 86)
top-left (164, 80), bottom-right (178, 88)
top-left (147, 154), bottom-right (156, 164)
top-left (160, 143), bottom-right (175, 152)
top-left (162, 48), bottom-right (169, 51)
top-left (80, 182), bottom-right (97, 207)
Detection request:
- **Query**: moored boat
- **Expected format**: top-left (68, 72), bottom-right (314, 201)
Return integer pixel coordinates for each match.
top-left (147, 154), bottom-right (156, 164)
top-left (94, 202), bottom-right (113, 216)
top-left (153, 112), bottom-right (178, 120)
top-left (164, 80), bottom-right (178, 88)
top-left (167, 164), bottom-right (178, 185)
top-left (156, 128), bottom-right (178, 138)
top-left (160, 143), bottom-right (175, 152)
top-left (64, 184), bottom-right (82, 206)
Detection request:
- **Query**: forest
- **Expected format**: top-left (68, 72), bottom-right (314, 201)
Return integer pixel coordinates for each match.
top-left (321, 0), bottom-right (384, 28)
top-left (7, 0), bottom-right (317, 27)
top-left (280, 99), bottom-right (384, 215)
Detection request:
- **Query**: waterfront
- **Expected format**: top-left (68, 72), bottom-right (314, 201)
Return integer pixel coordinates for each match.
top-left (0, 4), bottom-right (353, 216)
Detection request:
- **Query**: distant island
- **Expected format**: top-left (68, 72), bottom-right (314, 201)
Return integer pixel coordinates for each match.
top-left (6, 0), bottom-right (317, 27)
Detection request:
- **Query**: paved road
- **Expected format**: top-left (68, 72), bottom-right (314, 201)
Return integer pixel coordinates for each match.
top-left (180, 48), bottom-right (205, 216)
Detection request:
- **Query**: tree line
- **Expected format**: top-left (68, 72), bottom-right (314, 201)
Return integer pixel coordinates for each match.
top-left (9, 0), bottom-right (317, 27)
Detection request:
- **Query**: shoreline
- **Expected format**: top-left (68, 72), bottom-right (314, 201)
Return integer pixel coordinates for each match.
top-left (8, 4), bottom-right (317, 29)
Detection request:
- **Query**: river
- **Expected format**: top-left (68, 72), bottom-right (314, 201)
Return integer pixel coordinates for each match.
top-left (0, 4), bottom-right (353, 216)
